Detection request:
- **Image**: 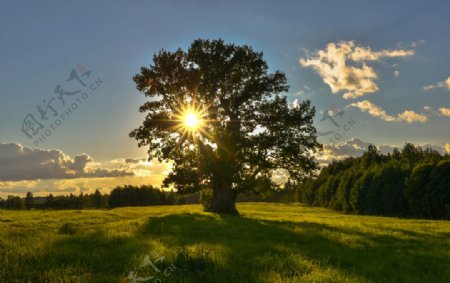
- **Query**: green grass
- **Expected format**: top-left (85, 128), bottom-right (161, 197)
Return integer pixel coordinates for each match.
top-left (1, 203), bottom-right (449, 282)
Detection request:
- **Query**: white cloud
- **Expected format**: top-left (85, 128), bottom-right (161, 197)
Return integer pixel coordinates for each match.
top-left (87, 157), bottom-right (172, 178)
top-left (417, 106), bottom-right (450, 117)
top-left (424, 77), bottom-right (450, 91)
top-left (300, 41), bottom-right (414, 99)
top-left (397, 110), bottom-right (428, 123)
top-left (347, 100), bottom-right (396, 121)
top-left (347, 100), bottom-right (428, 123)
top-left (0, 143), bottom-right (173, 197)
top-left (0, 143), bottom-right (133, 181)
top-left (292, 98), bottom-right (299, 109)
top-left (438, 107), bottom-right (450, 116)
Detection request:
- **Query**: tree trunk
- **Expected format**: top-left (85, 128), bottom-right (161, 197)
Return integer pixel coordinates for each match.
top-left (208, 173), bottom-right (238, 215)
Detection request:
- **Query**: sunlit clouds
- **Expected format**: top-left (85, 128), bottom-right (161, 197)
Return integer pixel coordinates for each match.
top-left (347, 100), bottom-right (427, 123)
top-left (300, 41), bottom-right (414, 99)
top-left (347, 100), bottom-right (396, 122)
top-left (423, 76), bottom-right (450, 91)
top-left (0, 143), bottom-right (172, 197)
top-left (397, 110), bottom-right (428, 123)
top-left (300, 40), bottom-right (449, 128)
top-left (0, 143), bottom-right (133, 181)
top-left (438, 107), bottom-right (450, 117)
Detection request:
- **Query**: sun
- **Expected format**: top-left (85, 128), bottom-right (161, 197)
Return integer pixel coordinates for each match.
top-left (171, 102), bottom-right (208, 140)
top-left (183, 112), bottom-right (201, 129)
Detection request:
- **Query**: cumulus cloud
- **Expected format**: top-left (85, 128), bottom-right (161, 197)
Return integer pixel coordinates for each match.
top-left (438, 107), bottom-right (450, 116)
top-left (423, 77), bottom-right (450, 91)
top-left (397, 110), bottom-right (428, 123)
top-left (300, 41), bottom-right (414, 99)
top-left (0, 143), bottom-right (133, 181)
top-left (416, 106), bottom-right (450, 118)
top-left (347, 100), bottom-right (396, 121)
top-left (87, 158), bottom-right (171, 178)
top-left (0, 144), bottom-right (173, 197)
top-left (347, 100), bottom-right (428, 123)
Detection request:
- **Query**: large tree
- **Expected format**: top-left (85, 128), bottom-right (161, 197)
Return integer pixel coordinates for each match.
top-left (131, 39), bottom-right (321, 214)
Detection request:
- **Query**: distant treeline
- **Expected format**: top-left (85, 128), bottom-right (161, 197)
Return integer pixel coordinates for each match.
top-left (109, 185), bottom-right (177, 207)
top-left (297, 143), bottom-right (450, 219)
top-left (0, 184), bottom-right (297, 210)
top-left (0, 185), bottom-right (183, 210)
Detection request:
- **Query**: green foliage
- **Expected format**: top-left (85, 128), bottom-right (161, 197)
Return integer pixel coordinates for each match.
top-left (109, 185), bottom-right (176, 208)
top-left (406, 163), bottom-right (434, 218)
top-left (4, 196), bottom-right (25, 209)
top-left (317, 174), bottom-right (340, 207)
top-left (407, 160), bottom-right (450, 219)
top-left (428, 160), bottom-right (450, 218)
top-left (334, 170), bottom-right (359, 212)
top-left (298, 143), bottom-right (450, 219)
top-left (350, 170), bottom-right (375, 214)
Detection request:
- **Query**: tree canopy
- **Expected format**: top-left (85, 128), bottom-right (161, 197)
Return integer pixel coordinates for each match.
top-left (298, 143), bottom-right (450, 219)
top-left (131, 39), bottom-right (321, 214)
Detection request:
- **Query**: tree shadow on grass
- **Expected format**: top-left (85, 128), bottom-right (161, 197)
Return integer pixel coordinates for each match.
top-left (138, 213), bottom-right (450, 283)
top-left (24, 213), bottom-right (450, 283)
top-left (23, 230), bottom-right (146, 283)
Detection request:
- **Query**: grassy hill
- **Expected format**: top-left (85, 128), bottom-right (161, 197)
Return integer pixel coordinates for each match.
top-left (1, 203), bottom-right (449, 282)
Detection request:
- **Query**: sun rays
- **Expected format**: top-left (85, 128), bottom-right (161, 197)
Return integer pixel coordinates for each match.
top-left (169, 102), bottom-right (211, 144)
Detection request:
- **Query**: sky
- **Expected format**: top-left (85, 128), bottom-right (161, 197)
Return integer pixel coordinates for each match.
top-left (1, 0), bottom-right (450, 197)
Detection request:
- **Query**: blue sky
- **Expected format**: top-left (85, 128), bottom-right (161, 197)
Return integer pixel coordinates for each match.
top-left (1, 0), bottom-right (449, 195)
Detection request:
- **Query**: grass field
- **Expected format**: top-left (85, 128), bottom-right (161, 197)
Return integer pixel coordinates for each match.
top-left (1, 203), bottom-right (449, 283)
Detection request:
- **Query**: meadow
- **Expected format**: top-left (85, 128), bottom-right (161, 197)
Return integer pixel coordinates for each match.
top-left (1, 203), bottom-right (449, 283)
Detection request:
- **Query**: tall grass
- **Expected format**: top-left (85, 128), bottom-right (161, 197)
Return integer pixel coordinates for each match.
top-left (1, 203), bottom-right (449, 282)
